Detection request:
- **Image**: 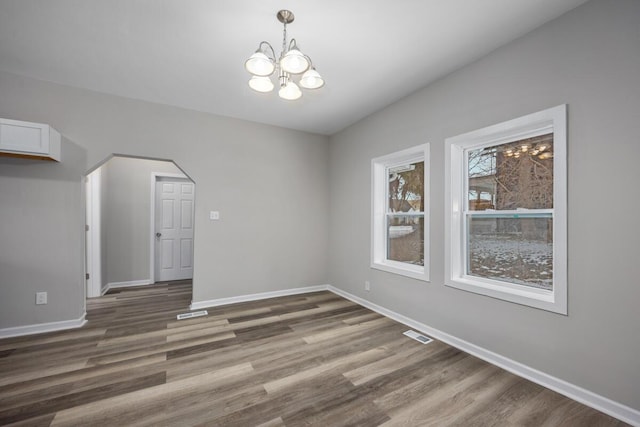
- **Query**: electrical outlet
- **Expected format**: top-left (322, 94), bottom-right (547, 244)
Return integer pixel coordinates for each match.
top-left (36, 292), bottom-right (47, 305)
top-left (364, 281), bottom-right (371, 291)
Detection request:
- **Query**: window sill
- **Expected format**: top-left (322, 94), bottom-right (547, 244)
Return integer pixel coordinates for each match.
top-left (446, 276), bottom-right (566, 315)
top-left (371, 261), bottom-right (429, 282)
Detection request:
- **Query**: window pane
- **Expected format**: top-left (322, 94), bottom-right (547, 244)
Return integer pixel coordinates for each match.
top-left (387, 215), bottom-right (424, 266)
top-left (388, 161), bottom-right (424, 213)
top-left (467, 216), bottom-right (552, 290)
top-left (467, 134), bottom-right (554, 211)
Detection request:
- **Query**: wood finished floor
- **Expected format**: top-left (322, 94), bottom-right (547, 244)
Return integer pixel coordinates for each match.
top-left (0, 282), bottom-right (627, 426)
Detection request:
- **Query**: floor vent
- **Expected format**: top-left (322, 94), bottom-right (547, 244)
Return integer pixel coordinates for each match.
top-left (403, 330), bottom-right (433, 344)
top-left (176, 310), bottom-right (208, 320)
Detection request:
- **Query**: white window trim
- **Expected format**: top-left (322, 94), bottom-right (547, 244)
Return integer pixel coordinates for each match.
top-left (371, 143), bottom-right (430, 282)
top-left (445, 105), bottom-right (567, 314)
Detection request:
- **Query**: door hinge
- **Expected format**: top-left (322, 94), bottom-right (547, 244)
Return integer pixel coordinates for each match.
top-left (86, 273), bottom-right (90, 280)
top-left (85, 224), bottom-right (89, 231)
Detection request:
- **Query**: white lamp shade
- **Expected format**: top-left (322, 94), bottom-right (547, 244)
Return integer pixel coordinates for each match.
top-left (248, 76), bottom-right (274, 93)
top-left (278, 81), bottom-right (302, 100)
top-left (300, 68), bottom-right (324, 89)
top-left (245, 52), bottom-right (275, 76)
top-left (280, 48), bottom-right (310, 74)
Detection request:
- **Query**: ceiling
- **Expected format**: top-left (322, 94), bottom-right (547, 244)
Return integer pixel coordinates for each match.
top-left (0, 0), bottom-right (589, 135)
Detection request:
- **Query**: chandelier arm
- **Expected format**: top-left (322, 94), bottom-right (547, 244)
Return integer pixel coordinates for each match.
top-left (291, 38), bottom-right (314, 70)
top-left (258, 41), bottom-right (277, 62)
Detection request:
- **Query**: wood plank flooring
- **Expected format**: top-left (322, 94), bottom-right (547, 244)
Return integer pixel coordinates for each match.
top-left (0, 282), bottom-right (628, 426)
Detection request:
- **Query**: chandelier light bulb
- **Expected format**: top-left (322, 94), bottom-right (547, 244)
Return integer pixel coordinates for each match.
top-left (278, 81), bottom-right (302, 101)
top-left (280, 48), bottom-right (310, 74)
top-left (245, 51), bottom-right (275, 77)
top-left (300, 68), bottom-right (325, 89)
top-left (248, 76), bottom-right (274, 93)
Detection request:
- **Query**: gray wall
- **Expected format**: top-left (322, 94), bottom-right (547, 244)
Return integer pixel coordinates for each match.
top-left (0, 70), bottom-right (330, 328)
top-left (101, 156), bottom-right (182, 285)
top-left (328, 0), bottom-right (640, 411)
top-left (0, 141), bottom-right (87, 328)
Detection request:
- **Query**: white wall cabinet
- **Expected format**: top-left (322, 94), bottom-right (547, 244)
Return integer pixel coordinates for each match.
top-left (0, 118), bottom-right (61, 161)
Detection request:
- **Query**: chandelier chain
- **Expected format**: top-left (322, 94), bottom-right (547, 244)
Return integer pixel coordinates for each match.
top-left (281, 21), bottom-right (288, 60)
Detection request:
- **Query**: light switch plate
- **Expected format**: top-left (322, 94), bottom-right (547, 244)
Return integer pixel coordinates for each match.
top-left (36, 292), bottom-right (47, 305)
top-left (209, 211), bottom-right (220, 220)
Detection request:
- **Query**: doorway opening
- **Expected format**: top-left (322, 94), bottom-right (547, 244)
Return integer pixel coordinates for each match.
top-left (85, 155), bottom-right (196, 298)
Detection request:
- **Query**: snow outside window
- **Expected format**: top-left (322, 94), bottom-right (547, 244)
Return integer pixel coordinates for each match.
top-left (372, 144), bottom-right (430, 282)
top-left (445, 105), bottom-right (567, 314)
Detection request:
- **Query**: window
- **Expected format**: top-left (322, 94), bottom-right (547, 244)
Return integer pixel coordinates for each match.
top-left (372, 144), bottom-right (429, 281)
top-left (445, 105), bottom-right (567, 314)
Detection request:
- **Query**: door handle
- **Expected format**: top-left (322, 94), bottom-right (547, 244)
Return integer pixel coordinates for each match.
top-left (156, 232), bottom-right (162, 238)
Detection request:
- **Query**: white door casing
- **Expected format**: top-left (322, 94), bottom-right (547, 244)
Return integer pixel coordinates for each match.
top-left (154, 177), bottom-right (194, 282)
top-left (85, 168), bottom-right (102, 297)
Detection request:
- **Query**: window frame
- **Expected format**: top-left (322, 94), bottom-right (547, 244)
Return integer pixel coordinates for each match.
top-left (371, 143), bottom-right (430, 282)
top-left (445, 105), bottom-right (567, 314)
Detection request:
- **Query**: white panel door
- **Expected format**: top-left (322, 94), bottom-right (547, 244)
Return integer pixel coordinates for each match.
top-left (155, 178), bottom-right (194, 281)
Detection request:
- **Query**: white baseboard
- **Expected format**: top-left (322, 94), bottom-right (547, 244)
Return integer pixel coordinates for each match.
top-left (106, 279), bottom-right (153, 292)
top-left (189, 285), bottom-right (329, 310)
top-left (326, 285), bottom-right (640, 427)
top-left (0, 313), bottom-right (87, 339)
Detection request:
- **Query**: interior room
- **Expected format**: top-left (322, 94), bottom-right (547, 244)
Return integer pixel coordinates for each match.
top-left (1, 0), bottom-right (639, 425)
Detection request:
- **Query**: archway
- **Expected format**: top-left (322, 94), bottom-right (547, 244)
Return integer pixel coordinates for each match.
top-left (85, 154), bottom-right (196, 297)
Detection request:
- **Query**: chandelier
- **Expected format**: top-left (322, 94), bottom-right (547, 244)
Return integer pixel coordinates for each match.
top-left (244, 10), bottom-right (324, 101)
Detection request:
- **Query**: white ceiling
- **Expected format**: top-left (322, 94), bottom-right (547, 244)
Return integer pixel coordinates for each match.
top-left (0, 0), bottom-right (588, 135)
